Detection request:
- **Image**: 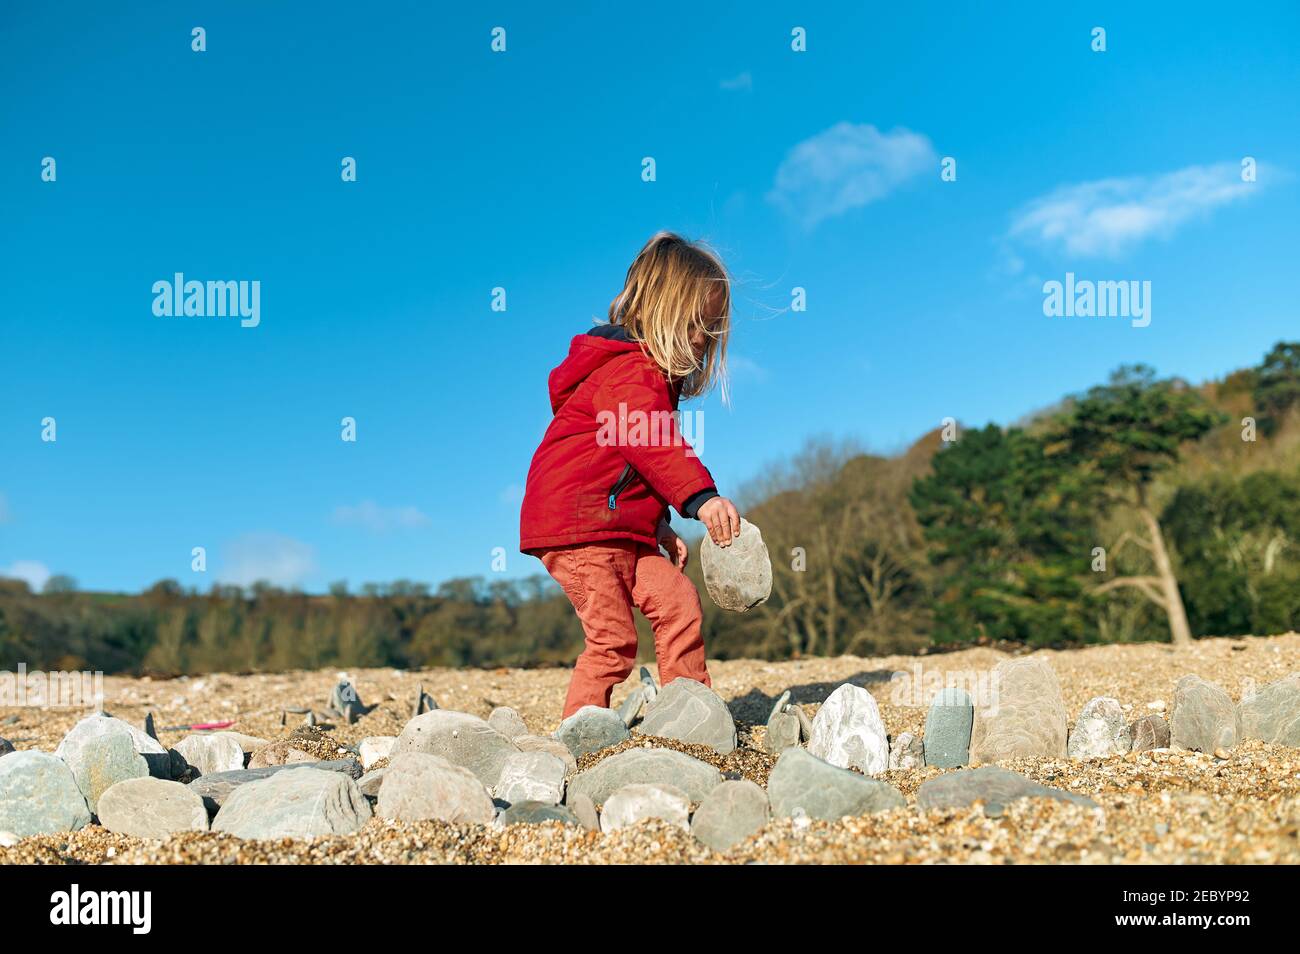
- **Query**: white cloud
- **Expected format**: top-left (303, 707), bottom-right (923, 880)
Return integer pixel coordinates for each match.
top-left (330, 500), bottom-right (430, 534)
top-left (1, 560), bottom-right (51, 591)
top-left (720, 71), bottom-right (752, 92)
top-left (1008, 161), bottom-right (1262, 258)
top-left (767, 122), bottom-right (936, 229)
top-left (218, 534), bottom-right (315, 588)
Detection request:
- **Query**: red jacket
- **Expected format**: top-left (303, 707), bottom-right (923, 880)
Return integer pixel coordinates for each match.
top-left (520, 327), bottom-right (716, 553)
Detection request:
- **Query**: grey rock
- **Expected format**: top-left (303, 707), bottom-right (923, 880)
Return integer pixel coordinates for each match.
top-left (212, 766), bottom-right (371, 839)
top-left (1129, 713), bottom-right (1171, 752)
top-left (888, 731), bottom-right (925, 770)
top-left (923, 687), bottom-right (973, 768)
top-left (356, 767), bottom-right (387, 799)
top-left (411, 684), bottom-right (438, 717)
top-left (376, 752), bottom-right (495, 825)
top-left (187, 759), bottom-right (363, 816)
top-left (638, 678), bottom-right (737, 754)
top-left (792, 704), bottom-right (813, 740)
top-left (1239, 673), bottom-right (1300, 746)
top-left (488, 707), bottom-right (530, 739)
top-left (1068, 697), bottom-right (1133, 759)
top-left (497, 801), bottom-right (581, 827)
top-left (0, 737), bottom-right (13, 758)
top-left (1170, 675), bottom-right (1239, 752)
top-left (514, 735), bottom-right (578, 776)
top-left (639, 666), bottom-right (659, 704)
top-left (600, 783), bottom-right (690, 833)
top-left (357, 736), bottom-right (396, 771)
top-left (96, 777), bottom-right (208, 838)
top-left (617, 686), bottom-right (646, 727)
top-left (700, 517), bottom-right (772, 612)
top-left (807, 683), bottom-right (889, 775)
top-left (767, 690), bottom-right (791, 724)
top-left (767, 747), bottom-right (905, 820)
top-left (690, 779), bottom-right (769, 851)
top-left (566, 747), bottom-right (723, 806)
top-left (553, 705), bottom-right (630, 760)
top-left (763, 710), bottom-right (802, 755)
top-left (174, 733), bottom-right (246, 777)
top-left (55, 719), bottom-right (149, 814)
top-left (567, 791), bottom-right (600, 831)
top-left (0, 750), bottom-right (91, 836)
top-left (56, 713), bottom-right (171, 780)
top-left (916, 765), bottom-right (1098, 810)
top-left (970, 658), bottom-right (1068, 763)
top-left (493, 751), bottom-right (567, 805)
top-left (391, 709), bottom-right (519, 787)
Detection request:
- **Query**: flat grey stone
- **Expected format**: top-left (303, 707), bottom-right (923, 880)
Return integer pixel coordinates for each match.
top-left (767, 747), bottom-right (905, 821)
top-left (567, 791), bottom-right (600, 831)
top-left (0, 750), bottom-right (91, 836)
top-left (391, 709), bottom-right (519, 787)
top-left (96, 777), bottom-right (208, 838)
top-left (808, 683), bottom-right (889, 775)
top-left (638, 678), bottom-right (737, 754)
top-left (376, 752), bottom-right (495, 825)
top-left (1239, 673), bottom-right (1300, 746)
top-left (1129, 713), bottom-right (1171, 752)
top-left (1068, 697), bottom-right (1133, 759)
top-left (690, 779), bottom-right (770, 851)
top-left (600, 783), bottom-right (690, 833)
top-left (514, 735), bottom-right (578, 776)
top-left (212, 767), bottom-right (371, 839)
top-left (187, 758), bottom-right (362, 816)
top-left (566, 747), bottom-right (723, 806)
top-left (1171, 675), bottom-right (1239, 752)
top-left (700, 517), bottom-right (772, 612)
top-left (617, 686), bottom-right (646, 727)
top-left (493, 751), bottom-right (567, 805)
top-left (916, 765), bottom-right (1098, 811)
top-left (174, 733), bottom-right (246, 777)
top-left (763, 710), bottom-right (802, 755)
top-left (923, 687), bottom-right (973, 768)
top-left (888, 732), bottom-right (925, 770)
top-left (488, 707), bottom-right (530, 740)
top-left (55, 719), bottom-right (148, 814)
top-left (970, 658), bottom-right (1068, 763)
top-left (553, 705), bottom-right (630, 760)
top-left (497, 801), bottom-right (581, 827)
top-left (56, 713), bottom-right (170, 781)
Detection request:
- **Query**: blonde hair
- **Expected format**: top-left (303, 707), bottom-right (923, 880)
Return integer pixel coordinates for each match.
top-left (606, 231), bottom-right (730, 401)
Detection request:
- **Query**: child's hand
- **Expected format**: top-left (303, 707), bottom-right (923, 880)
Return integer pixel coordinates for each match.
top-left (697, 496), bottom-right (742, 547)
top-left (656, 521), bottom-right (689, 570)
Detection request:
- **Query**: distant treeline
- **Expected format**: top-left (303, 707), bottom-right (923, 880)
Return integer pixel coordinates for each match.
top-left (3, 343), bottom-right (1299, 674)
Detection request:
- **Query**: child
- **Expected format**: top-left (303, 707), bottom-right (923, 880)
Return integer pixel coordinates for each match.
top-left (520, 232), bottom-right (742, 720)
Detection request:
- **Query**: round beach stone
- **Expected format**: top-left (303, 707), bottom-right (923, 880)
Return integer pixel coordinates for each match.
top-left (376, 752), bottom-right (495, 825)
top-left (566, 747), bottom-right (723, 806)
top-left (56, 713), bottom-right (170, 780)
top-left (390, 709), bottom-right (519, 787)
top-left (566, 791), bottom-right (600, 831)
top-left (969, 658), bottom-right (1068, 763)
top-left (638, 678), bottom-right (737, 754)
top-left (1170, 674), bottom-right (1239, 753)
top-left (1129, 713), bottom-right (1171, 752)
top-left (96, 777), bottom-right (209, 838)
top-left (1238, 673), bottom-right (1300, 746)
top-left (493, 750), bottom-right (567, 805)
top-left (690, 779), bottom-right (770, 851)
top-left (174, 733), bottom-right (246, 776)
top-left (767, 747), bottom-right (904, 821)
top-left (1067, 697), bottom-right (1132, 759)
top-left (0, 750), bottom-right (91, 837)
top-left (807, 683), bottom-right (889, 775)
top-left (923, 687), bottom-right (973, 768)
top-left (600, 783), bottom-right (691, 833)
top-left (55, 720), bottom-right (148, 814)
top-left (763, 709), bottom-right (802, 754)
top-left (700, 517), bottom-right (772, 612)
top-left (514, 734), bottom-right (578, 776)
top-left (212, 766), bottom-right (371, 839)
top-left (488, 707), bottom-right (530, 739)
top-left (553, 705), bottom-right (630, 760)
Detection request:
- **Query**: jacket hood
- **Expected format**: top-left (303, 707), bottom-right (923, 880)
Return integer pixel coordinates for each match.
top-left (547, 326), bottom-right (645, 413)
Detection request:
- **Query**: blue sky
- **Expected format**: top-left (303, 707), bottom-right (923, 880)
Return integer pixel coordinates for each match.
top-left (2, 2), bottom-right (1298, 593)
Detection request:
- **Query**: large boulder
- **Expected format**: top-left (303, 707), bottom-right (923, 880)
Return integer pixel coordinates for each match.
top-left (1067, 697), bottom-right (1132, 759)
top-left (390, 710), bottom-right (519, 787)
top-left (700, 517), bottom-right (772, 612)
top-left (690, 780), bottom-right (770, 851)
top-left (174, 734), bottom-right (246, 776)
top-left (1239, 673), bottom-right (1300, 746)
top-left (54, 718), bottom-right (148, 814)
top-left (553, 706), bottom-right (630, 760)
top-left (923, 687), bottom-right (973, 768)
top-left (56, 713), bottom-right (169, 781)
top-left (807, 683), bottom-right (889, 775)
top-left (0, 750), bottom-right (91, 836)
top-left (1170, 675), bottom-right (1239, 753)
top-left (212, 767), bottom-right (371, 839)
top-left (916, 766), bottom-right (1098, 811)
top-left (638, 678), bottom-right (737, 754)
top-left (600, 783), bottom-right (691, 833)
top-left (766, 747), bottom-right (905, 821)
top-left (96, 777), bottom-right (209, 838)
top-left (376, 752), bottom-right (495, 825)
top-left (493, 751), bottom-right (567, 805)
top-left (970, 658), bottom-right (1068, 763)
top-left (566, 747), bottom-right (723, 806)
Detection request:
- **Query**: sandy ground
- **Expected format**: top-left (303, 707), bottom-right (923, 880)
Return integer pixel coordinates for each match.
top-left (2, 634), bottom-right (1298, 864)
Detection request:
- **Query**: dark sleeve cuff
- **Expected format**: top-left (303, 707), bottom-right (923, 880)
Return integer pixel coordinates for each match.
top-left (680, 487), bottom-right (719, 519)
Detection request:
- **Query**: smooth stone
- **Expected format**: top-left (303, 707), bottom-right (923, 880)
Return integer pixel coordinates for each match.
top-left (807, 683), bottom-right (889, 775)
top-left (970, 658), bottom-right (1068, 763)
top-left (57, 721), bottom-right (148, 814)
top-left (888, 732), bottom-right (925, 770)
top-left (567, 791), bottom-right (600, 831)
top-left (923, 687), bottom-right (974, 768)
top-left (174, 734), bottom-right (246, 776)
top-left (497, 801), bottom-right (581, 827)
top-left (96, 777), bottom-right (208, 838)
top-left (0, 750), bottom-right (91, 836)
top-left (391, 709), bottom-right (519, 788)
top-left (1067, 697), bottom-right (1133, 759)
top-left (600, 783), bottom-right (690, 833)
top-left (638, 678), bottom-right (737, 754)
top-left (690, 779), bottom-right (770, 851)
top-left (1238, 673), bottom-right (1300, 746)
top-left (566, 747), bottom-right (723, 806)
top-left (699, 517), bottom-right (772, 612)
top-left (514, 735), bottom-right (578, 776)
top-left (617, 686), bottom-right (646, 727)
top-left (916, 765), bottom-right (1098, 810)
top-left (767, 748), bottom-right (905, 820)
top-left (763, 710), bottom-right (802, 754)
top-left (358, 736), bottom-right (397, 771)
top-left (488, 707), bottom-right (530, 739)
top-left (376, 752), bottom-right (495, 825)
top-left (0, 831), bottom-right (17, 846)
top-left (1129, 713), bottom-right (1171, 752)
top-left (187, 759), bottom-right (362, 816)
top-left (56, 713), bottom-right (171, 779)
top-left (357, 767), bottom-right (387, 798)
top-left (1170, 675), bottom-right (1239, 753)
top-left (553, 705), bottom-right (630, 760)
top-left (212, 767), bottom-right (371, 839)
top-left (0, 737), bottom-right (13, 757)
top-left (248, 740), bottom-right (316, 769)
top-left (493, 751), bottom-right (567, 805)
top-left (767, 690), bottom-right (792, 724)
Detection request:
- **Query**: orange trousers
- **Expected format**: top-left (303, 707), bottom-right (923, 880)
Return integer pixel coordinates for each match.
top-left (539, 540), bottom-right (712, 719)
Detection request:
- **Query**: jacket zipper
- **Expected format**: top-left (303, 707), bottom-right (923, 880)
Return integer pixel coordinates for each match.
top-left (607, 464), bottom-right (636, 510)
